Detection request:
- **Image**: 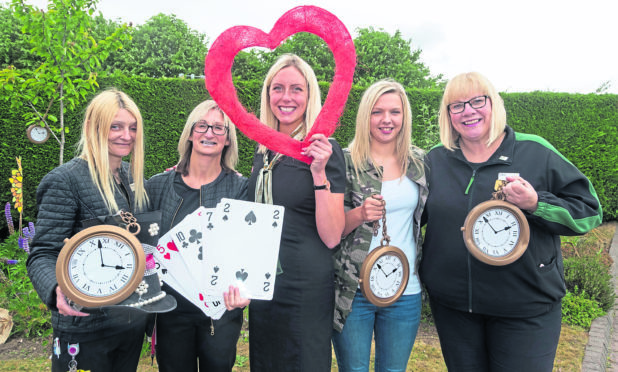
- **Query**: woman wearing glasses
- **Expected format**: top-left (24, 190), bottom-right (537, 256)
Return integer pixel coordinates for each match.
top-left (420, 72), bottom-right (602, 371)
top-left (146, 100), bottom-right (249, 371)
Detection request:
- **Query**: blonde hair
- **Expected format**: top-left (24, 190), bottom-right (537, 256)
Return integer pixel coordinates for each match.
top-left (176, 100), bottom-right (239, 175)
top-left (76, 88), bottom-right (148, 213)
top-left (348, 79), bottom-right (422, 178)
top-left (257, 53), bottom-right (321, 154)
top-left (438, 72), bottom-right (507, 150)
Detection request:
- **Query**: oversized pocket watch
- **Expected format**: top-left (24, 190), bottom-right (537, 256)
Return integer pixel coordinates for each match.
top-left (56, 212), bottom-right (146, 308)
top-left (461, 184), bottom-right (530, 266)
top-left (359, 198), bottom-right (410, 307)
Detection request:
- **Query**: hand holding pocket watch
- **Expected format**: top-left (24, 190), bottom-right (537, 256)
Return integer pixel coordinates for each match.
top-left (56, 212), bottom-right (146, 308)
top-left (359, 197), bottom-right (410, 307)
top-left (461, 179), bottom-right (531, 266)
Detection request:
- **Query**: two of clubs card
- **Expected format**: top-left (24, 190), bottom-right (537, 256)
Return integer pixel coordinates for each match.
top-left (153, 199), bottom-right (284, 318)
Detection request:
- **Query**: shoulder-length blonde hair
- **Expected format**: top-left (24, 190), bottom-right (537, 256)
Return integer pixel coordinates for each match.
top-left (348, 79), bottom-right (422, 178)
top-left (438, 72), bottom-right (507, 150)
top-left (176, 100), bottom-right (239, 175)
top-left (257, 53), bottom-right (321, 154)
top-left (76, 88), bottom-right (148, 213)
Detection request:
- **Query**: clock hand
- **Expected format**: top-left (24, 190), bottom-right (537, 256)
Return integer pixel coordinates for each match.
top-left (483, 216), bottom-right (499, 234)
top-left (101, 264), bottom-right (126, 270)
top-left (386, 267), bottom-right (398, 277)
top-left (98, 240), bottom-right (105, 267)
top-left (376, 263), bottom-right (388, 276)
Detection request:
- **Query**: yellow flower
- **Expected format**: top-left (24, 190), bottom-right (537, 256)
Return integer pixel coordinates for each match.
top-left (9, 157), bottom-right (23, 213)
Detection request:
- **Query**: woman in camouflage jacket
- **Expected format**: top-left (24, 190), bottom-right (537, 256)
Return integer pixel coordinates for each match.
top-left (332, 80), bottom-right (428, 372)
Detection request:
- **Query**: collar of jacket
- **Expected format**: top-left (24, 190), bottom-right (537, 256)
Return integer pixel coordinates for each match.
top-left (448, 125), bottom-right (516, 167)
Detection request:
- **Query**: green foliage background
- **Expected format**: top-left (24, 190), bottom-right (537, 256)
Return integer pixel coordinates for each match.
top-left (0, 76), bottom-right (616, 236)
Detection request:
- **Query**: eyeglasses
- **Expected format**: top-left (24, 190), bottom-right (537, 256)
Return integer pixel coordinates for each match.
top-left (192, 121), bottom-right (228, 135)
top-left (447, 95), bottom-right (489, 114)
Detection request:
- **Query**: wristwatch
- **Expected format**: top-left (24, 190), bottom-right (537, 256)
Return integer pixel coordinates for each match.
top-left (313, 179), bottom-right (330, 191)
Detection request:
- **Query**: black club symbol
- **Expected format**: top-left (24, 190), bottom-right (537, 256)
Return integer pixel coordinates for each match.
top-left (189, 229), bottom-right (202, 245)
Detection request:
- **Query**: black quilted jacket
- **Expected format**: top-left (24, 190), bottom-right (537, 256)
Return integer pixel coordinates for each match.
top-left (26, 158), bottom-right (147, 338)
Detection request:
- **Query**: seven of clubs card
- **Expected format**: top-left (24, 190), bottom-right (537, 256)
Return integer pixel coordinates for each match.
top-left (204, 198), bottom-right (284, 300)
top-left (154, 207), bottom-right (225, 320)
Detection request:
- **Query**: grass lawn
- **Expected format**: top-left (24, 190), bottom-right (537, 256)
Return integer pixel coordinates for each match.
top-left (0, 322), bottom-right (589, 371)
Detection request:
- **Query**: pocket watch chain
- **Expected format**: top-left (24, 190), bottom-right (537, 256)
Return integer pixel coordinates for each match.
top-left (371, 197), bottom-right (391, 246)
top-left (492, 180), bottom-right (508, 201)
top-left (120, 210), bottom-right (141, 235)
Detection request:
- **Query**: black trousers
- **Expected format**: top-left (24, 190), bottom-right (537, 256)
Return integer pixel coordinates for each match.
top-left (429, 298), bottom-right (562, 372)
top-left (155, 308), bottom-right (243, 372)
top-left (51, 318), bottom-right (146, 372)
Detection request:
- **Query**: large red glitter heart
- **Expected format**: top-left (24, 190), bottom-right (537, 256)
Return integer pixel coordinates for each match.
top-left (204, 6), bottom-right (356, 163)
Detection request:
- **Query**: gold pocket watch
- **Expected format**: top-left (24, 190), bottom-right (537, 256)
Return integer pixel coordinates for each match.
top-left (359, 199), bottom-right (410, 307)
top-left (56, 211), bottom-right (146, 308)
top-left (461, 182), bottom-right (530, 266)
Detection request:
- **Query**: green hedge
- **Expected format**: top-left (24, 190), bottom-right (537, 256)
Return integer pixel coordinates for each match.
top-left (1, 76), bottom-right (616, 237)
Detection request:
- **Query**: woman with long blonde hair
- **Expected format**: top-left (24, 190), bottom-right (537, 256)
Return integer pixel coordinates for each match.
top-left (333, 79), bottom-right (428, 372)
top-left (248, 53), bottom-right (346, 371)
top-left (27, 88), bottom-right (152, 372)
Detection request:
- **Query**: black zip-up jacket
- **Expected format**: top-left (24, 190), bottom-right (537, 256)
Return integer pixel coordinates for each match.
top-left (27, 158), bottom-right (147, 339)
top-left (420, 126), bottom-right (602, 317)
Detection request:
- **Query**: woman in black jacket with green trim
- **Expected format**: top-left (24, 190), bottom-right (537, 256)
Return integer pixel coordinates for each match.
top-left (420, 72), bottom-right (602, 372)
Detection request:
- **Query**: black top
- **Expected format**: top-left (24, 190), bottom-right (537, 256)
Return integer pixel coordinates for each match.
top-left (420, 126), bottom-right (602, 317)
top-left (247, 139), bottom-right (345, 371)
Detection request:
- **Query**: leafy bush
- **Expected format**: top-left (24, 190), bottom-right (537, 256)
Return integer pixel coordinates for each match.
top-left (0, 232), bottom-right (51, 338)
top-left (564, 254), bottom-right (615, 312)
top-left (561, 287), bottom-right (605, 329)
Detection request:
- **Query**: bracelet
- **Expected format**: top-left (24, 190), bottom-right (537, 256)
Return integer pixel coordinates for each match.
top-left (313, 179), bottom-right (330, 191)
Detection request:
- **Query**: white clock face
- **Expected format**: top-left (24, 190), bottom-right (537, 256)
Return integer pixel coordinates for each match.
top-left (369, 254), bottom-right (405, 298)
top-left (68, 236), bottom-right (137, 297)
top-left (30, 126), bottom-right (48, 142)
top-left (472, 207), bottom-right (520, 257)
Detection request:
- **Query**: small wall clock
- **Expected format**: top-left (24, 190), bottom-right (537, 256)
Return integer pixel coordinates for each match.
top-left (26, 124), bottom-right (50, 144)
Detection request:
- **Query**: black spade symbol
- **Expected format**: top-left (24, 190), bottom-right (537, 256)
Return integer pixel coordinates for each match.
top-left (265, 273), bottom-right (271, 279)
top-left (162, 268), bottom-right (168, 274)
top-left (272, 221), bottom-right (278, 228)
top-left (223, 215), bottom-right (228, 221)
top-left (214, 266), bottom-right (219, 273)
top-left (236, 269), bottom-right (249, 282)
top-left (245, 211), bottom-right (257, 225)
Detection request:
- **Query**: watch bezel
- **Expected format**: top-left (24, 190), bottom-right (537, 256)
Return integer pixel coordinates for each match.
top-left (26, 124), bottom-right (50, 144)
top-left (461, 199), bottom-right (530, 266)
top-left (56, 225), bottom-right (146, 308)
top-left (359, 245), bottom-right (410, 307)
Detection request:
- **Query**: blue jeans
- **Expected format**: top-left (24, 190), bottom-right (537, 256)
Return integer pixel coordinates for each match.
top-left (332, 290), bottom-right (421, 372)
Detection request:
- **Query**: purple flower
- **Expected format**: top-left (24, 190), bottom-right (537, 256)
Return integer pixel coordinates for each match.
top-left (5, 202), bottom-right (14, 235)
top-left (23, 224), bottom-right (35, 243)
top-left (18, 237), bottom-right (29, 253)
top-left (6, 260), bottom-right (18, 265)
